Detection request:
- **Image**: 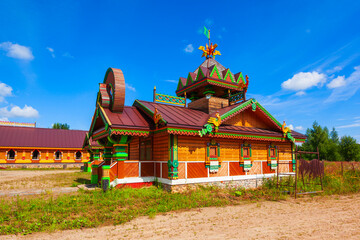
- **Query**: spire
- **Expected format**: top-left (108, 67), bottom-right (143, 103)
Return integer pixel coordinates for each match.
top-left (198, 27), bottom-right (221, 59)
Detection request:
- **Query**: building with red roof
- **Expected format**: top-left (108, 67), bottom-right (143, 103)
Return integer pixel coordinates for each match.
top-left (0, 125), bottom-right (90, 165)
top-left (86, 40), bottom-right (306, 191)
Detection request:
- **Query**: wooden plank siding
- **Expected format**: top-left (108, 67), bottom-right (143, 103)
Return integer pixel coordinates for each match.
top-left (262, 161), bottom-right (275, 174)
top-left (209, 162), bottom-right (228, 177)
top-left (129, 137), bottom-right (140, 161)
top-left (124, 162), bottom-right (139, 178)
top-left (162, 163), bottom-right (168, 178)
top-left (155, 163), bottom-right (161, 178)
top-left (178, 162), bottom-right (186, 179)
top-left (178, 136), bottom-right (207, 161)
top-left (229, 162), bottom-right (245, 176)
top-left (223, 108), bottom-right (273, 129)
top-left (218, 140), bottom-right (240, 161)
top-left (141, 162), bottom-right (155, 177)
top-left (187, 162), bottom-right (208, 178)
top-left (153, 133), bottom-right (168, 162)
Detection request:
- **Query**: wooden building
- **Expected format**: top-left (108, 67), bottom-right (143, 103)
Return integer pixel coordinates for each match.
top-left (0, 125), bottom-right (90, 165)
top-left (86, 43), bottom-right (306, 191)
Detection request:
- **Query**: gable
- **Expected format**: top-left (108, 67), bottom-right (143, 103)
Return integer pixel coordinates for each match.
top-left (223, 108), bottom-right (277, 130)
top-left (89, 106), bottom-right (109, 136)
top-left (219, 99), bottom-right (282, 132)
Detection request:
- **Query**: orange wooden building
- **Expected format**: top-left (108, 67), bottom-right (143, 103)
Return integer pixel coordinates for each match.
top-left (86, 44), bottom-right (306, 191)
top-left (0, 125), bottom-right (90, 165)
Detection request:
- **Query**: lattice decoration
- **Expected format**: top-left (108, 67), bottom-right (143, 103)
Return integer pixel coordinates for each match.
top-left (155, 93), bottom-right (186, 106)
top-left (229, 91), bottom-right (245, 104)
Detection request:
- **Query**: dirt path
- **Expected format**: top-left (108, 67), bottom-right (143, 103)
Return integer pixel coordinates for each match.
top-left (0, 170), bottom-right (78, 183)
top-left (2, 193), bottom-right (360, 240)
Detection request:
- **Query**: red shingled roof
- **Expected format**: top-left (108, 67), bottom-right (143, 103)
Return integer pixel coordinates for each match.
top-left (135, 100), bottom-right (306, 139)
top-left (219, 125), bottom-right (306, 139)
top-left (102, 106), bottom-right (150, 129)
top-left (136, 100), bottom-right (209, 128)
top-left (0, 126), bottom-right (87, 148)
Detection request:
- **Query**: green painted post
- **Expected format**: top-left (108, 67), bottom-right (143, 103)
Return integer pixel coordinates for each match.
top-left (101, 165), bottom-right (111, 192)
top-left (168, 135), bottom-right (179, 179)
top-left (91, 164), bottom-right (99, 184)
top-left (103, 147), bottom-right (113, 165)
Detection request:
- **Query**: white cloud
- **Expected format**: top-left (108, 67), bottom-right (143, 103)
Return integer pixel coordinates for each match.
top-left (0, 117), bottom-right (8, 121)
top-left (0, 82), bottom-right (12, 102)
top-left (0, 42), bottom-right (34, 60)
top-left (327, 76), bottom-right (346, 89)
top-left (326, 66), bottom-right (360, 103)
top-left (281, 71), bottom-right (327, 91)
top-left (165, 80), bottom-right (177, 84)
top-left (125, 83), bottom-right (136, 92)
top-left (288, 124), bottom-right (294, 130)
top-left (62, 52), bottom-right (74, 58)
top-left (326, 66), bottom-right (342, 74)
top-left (338, 122), bottom-right (360, 129)
top-left (295, 91), bottom-right (306, 96)
top-left (295, 126), bottom-right (304, 131)
top-left (0, 105), bottom-right (39, 118)
top-left (184, 44), bottom-right (194, 53)
top-left (46, 47), bottom-right (55, 58)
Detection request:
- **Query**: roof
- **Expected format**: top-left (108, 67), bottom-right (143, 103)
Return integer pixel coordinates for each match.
top-left (194, 58), bottom-right (233, 79)
top-left (0, 126), bottom-right (87, 148)
top-left (135, 100), bottom-right (209, 128)
top-left (219, 125), bottom-right (306, 139)
top-left (102, 106), bottom-right (150, 130)
top-left (134, 100), bottom-right (306, 139)
top-left (176, 58), bottom-right (245, 97)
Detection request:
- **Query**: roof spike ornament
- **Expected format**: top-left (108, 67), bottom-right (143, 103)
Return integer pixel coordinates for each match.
top-left (198, 27), bottom-right (221, 59)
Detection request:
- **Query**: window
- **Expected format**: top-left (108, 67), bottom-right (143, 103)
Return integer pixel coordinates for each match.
top-left (270, 148), bottom-right (276, 158)
top-left (32, 150), bottom-right (40, 160)
top-left (7, 149), bottom-right (15, 159)
top-left (209, 146), bottom-right (217, 157)
top-left (243, 147), bottom-right (250, 158)
top-left (55, 150), bottom-right (62, 160)
top-left (75, 151), bottom-right (82, 160)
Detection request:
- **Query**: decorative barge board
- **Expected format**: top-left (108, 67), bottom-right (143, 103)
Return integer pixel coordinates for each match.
top-left (86, 36), bottom-right (306, 191)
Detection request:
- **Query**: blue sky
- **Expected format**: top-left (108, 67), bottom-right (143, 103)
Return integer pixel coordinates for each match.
top-left (0, 0), bottom-right (360, 142)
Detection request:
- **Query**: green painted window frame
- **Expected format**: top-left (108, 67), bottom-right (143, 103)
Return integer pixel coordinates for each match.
top-left (206, 141), bottom-right (221, 168)
top-left (240, 143), bottom-right (252, 167)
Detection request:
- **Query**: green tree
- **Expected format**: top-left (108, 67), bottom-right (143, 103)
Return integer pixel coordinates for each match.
top-left (302, 121), bottom-right (330, 160)
top-left (339, 135), bottom-right (360, 162)
top-left (327, 127), bottom-right (341, 161)
top-left (52, 123), bottom-right (70, 130)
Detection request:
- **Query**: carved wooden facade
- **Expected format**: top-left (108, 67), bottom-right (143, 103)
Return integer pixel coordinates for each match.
top-left (86, 57), bottom-right (306, 190)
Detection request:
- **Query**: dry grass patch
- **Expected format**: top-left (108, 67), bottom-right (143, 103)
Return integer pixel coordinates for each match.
top-left (0, 171), bottom-right (91, 191)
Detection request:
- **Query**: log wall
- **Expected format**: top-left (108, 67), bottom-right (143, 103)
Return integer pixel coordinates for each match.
top-left (153, 133), bottom-right (168, 162)
top-left (0, 148), bottom-right (88, 164)
top-left (223, 108), bottom-right (271, 129)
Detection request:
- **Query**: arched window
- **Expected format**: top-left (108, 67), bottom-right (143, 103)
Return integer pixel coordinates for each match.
top-left (7, 149), bottom-right (15, 160)
top-left (75, 151), bottom-right (82, 160)
top-left (55, 150), bottom-right (62, 160)
top-left (32, 150), bottom-right (40, 160)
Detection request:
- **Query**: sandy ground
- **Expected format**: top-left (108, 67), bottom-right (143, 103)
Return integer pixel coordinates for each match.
top-left (2, 193), bottom-right (360, 240)
top-left (0, 170), bottom-right (78, 183)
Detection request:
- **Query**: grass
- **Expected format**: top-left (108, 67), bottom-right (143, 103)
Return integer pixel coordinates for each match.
top-left (0, 171), bottom-right (91, 191)
top-left (0, 165), bottom-right (359, 236)
top-left (0, 182), bottom-right (289, 235)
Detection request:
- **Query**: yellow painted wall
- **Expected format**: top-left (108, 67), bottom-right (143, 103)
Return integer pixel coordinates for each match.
top-left (177, 137), bottom-right (292, 162)
top-left (0, 148), bottom-right (88, 163)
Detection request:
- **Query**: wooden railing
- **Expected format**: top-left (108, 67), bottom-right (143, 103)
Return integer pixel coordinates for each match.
top-left (109, 161), bottom-right (118, 182)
